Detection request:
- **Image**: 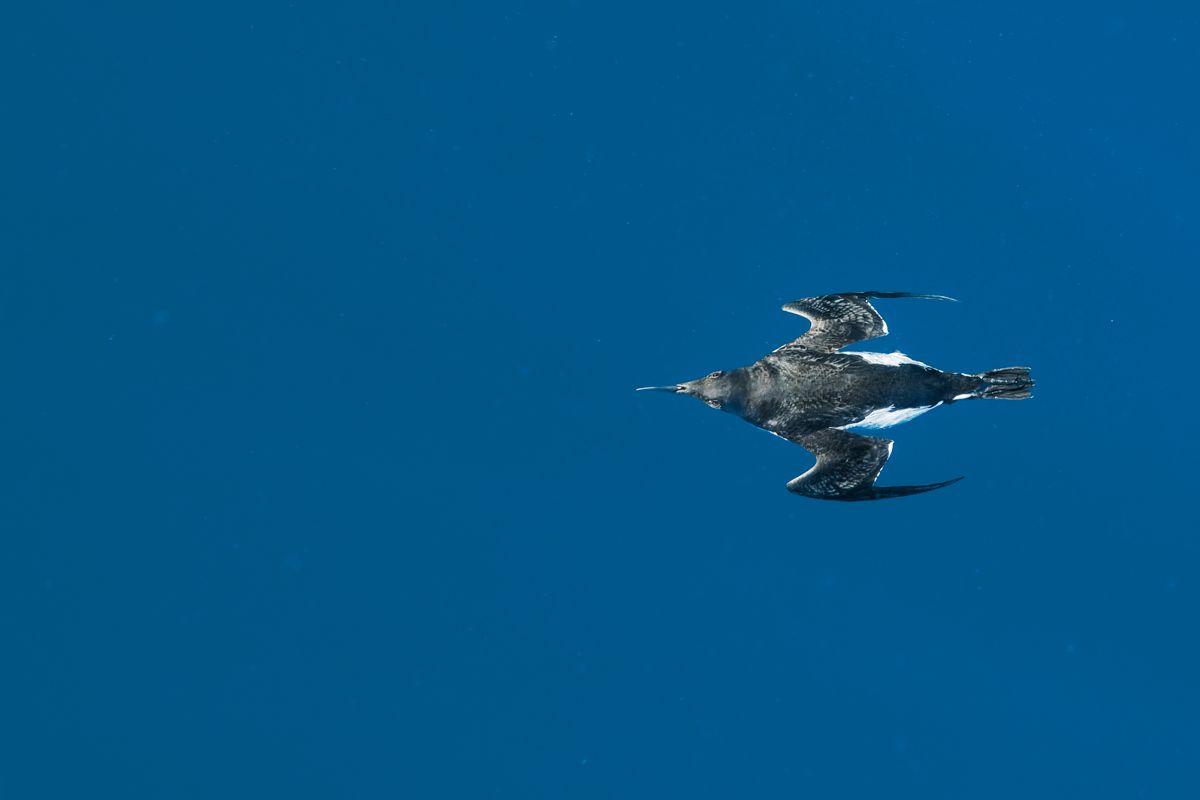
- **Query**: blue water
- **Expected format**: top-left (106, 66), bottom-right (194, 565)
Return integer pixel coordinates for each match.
top-left (4, 2), bottom-right (1198, 798)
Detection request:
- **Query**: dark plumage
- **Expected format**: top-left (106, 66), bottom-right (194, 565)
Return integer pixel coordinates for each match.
top-left (638, 292), bottom-right (1034, 501)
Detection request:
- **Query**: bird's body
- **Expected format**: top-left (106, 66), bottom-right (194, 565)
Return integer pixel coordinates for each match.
top-left (717, 349), bottom-right (979, 438)
top-left (639, 292), bottom-right (1033, 501)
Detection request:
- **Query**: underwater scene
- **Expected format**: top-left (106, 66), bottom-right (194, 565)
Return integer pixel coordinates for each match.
top-left (4, 2), bottom-right (1198, 798)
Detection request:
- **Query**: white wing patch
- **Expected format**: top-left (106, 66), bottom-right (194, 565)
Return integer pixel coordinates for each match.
top-left (839, 403), bottom-right (941, 430)
top-left (876, 439), bottom-right (895, 481)
top-left (846, 350), bottom-right (931, 368)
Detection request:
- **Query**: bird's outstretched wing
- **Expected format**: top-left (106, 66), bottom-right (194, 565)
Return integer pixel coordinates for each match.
top-left (785, 428), bottom-right (962, 501)
top-left (776, 291), bottom-right (956, 354)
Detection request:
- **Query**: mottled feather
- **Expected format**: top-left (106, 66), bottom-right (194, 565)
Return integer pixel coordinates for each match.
top-left (777, 291), bottom-right (956, 354)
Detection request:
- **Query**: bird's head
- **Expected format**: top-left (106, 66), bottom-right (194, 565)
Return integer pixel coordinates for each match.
top-left (637, 369), bottom-right (738, 411)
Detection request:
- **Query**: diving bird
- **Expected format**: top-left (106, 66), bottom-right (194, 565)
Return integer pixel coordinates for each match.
top-left (638, 292), bottom-right (1033, 501)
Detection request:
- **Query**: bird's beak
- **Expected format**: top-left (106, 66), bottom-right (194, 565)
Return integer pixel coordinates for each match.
top-left (636, 384), bottom-right (684, 393)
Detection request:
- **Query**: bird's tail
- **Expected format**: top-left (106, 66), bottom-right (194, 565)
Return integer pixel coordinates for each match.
top-left (970, 366), bottom-right (1034, 400)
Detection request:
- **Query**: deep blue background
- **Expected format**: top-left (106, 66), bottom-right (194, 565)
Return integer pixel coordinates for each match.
top-left (3, 2), bottom-right (1198, 797)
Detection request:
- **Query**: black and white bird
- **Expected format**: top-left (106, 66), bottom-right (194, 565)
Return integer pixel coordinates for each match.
top-left (638, 292), bottom-right (1033, 501)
